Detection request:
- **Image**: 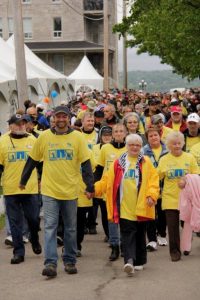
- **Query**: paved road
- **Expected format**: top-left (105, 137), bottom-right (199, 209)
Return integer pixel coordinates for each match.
top-left (0, 220), bottom-right (200, 300)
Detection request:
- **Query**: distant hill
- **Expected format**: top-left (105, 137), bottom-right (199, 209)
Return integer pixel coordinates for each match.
top-left (118, 70), bottom-right (200, 92)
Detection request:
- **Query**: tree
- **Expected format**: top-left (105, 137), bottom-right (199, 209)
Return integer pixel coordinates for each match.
top-left (113, 0), bottom-right (200, 80)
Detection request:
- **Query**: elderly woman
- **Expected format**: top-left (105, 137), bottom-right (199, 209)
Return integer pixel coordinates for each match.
top-left (158, 131), bottom-right (199, 262)
top-left (143, 126), bottom-right (168, 251)
top-left (123, 112), bottom-right (146, 144)
top-left (95, 134), bottom-right (159, 276)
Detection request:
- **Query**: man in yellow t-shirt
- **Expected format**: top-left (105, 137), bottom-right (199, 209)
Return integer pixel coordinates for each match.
top-left (0, 114), bottom-right (41, 265)
top-left (20, 106), bottom-right (94, 278)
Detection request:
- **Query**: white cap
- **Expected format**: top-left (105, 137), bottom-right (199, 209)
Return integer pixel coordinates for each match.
top-left (36, 103), bottom-right (45, 110)
top-left (186, 113), bottom-right (200, 123)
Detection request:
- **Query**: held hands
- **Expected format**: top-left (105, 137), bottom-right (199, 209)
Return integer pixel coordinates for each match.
top-left (85, 191), bottom-right (95, 199)
top-left (178, 177), bottom-right (186, 189)
top-left (19, 184), bottom-right (26, 190)
top-left (146, 196), bottom-right (155, 207)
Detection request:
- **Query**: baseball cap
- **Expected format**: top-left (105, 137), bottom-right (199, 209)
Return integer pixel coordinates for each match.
top-left (148, 98), bottom-right (159, 105)
top-left (151, 114), bottom-right (163, 124)
top-left (23, 114), bottom-right (34, 123)
top-left (36, 103), bottom-right (45, 110)
top-left (7, 114), bottom-right (28, 125)
top-left (100, 126), bottom-right (112, 136)
top-left (170, 106), bottom-right (182, 114)
top-left (53, 106), bottom-right (70, 115)
top-left (94, 110), bottom-right (104, 118)
top-left (186, 113), bottom-right (200, 123)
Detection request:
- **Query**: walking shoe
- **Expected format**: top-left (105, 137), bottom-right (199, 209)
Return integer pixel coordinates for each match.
top-left (109, 245), bottom-right (120, 261)
top-left (57, 236), bottom-right (64, 247)
top-left (64, 263), bottom-right (78, 274)
top-left (123, 263), bottom-right (134, 276)
top-left (183, 251), bottom-right (190, 256)
top-left (146, 241), bottom-right (157, 252)
top-left (10, 255), bottom-right (24, 264)
top-left (76, 250), bottom-right (82, 257)
top-left (196, 232), bottom-right (200, 237)
top-left (42, 265), bottom-right (57, 278)
top-left (5, 235), bottom-right (13, 247)
top-left (32, 241), bottom-right (42, 255)
top-left (157, 236), bottom-right (168, 246)
top-left (171, 253), bottom-right (181, 262)
top-left (88, 226), bottom-right (97, 234)
top-left (134, 265), bottom-right (144, 271)
top-left (23, 236), bottom-right (29, 244)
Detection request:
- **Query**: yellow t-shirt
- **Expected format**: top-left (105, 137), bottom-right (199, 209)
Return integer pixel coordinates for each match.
top-left (121, 156), bottom-right (138, 221)
top-left (98, 143), bottom-right (126, 173)
top-left (92, 143), bottom-right (101, 166)
top-left (158, 152), bottom-right (199, 210)
top-left (78, 150), bottom-right (96, 207)
top-left (190, 142), bottom-right (200, 168)
top-left (82, 130), bottom-right (98, 150)
top-left (152, 145), bottom-right (162, 162)
top-left (172, 122), bottom-right (181, 131)
top-left (185, 136), bottom-right (200, 153)
top-left (29, 129), bottom-right (90, 200)
top-left (0, 134), bottom-right (38, 195)
top-left (161, 126), bottom-right (173, 144)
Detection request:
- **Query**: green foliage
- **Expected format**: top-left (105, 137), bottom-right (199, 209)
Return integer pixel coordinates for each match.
top-left (114, 0), bottom-right (200, 80)
top-left (118, 70), bottom-right (200, 92)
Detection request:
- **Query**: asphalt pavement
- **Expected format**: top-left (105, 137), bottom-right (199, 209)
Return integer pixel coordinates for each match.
top-left (0, 218), bottom-right (200, 300)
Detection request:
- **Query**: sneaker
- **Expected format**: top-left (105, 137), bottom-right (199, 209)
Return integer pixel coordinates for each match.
top-left (157, 236), bottom-right (168, 246)
top-left (64, 263), bottom-right (78, 274)
top-left (5, 235), bottom-right (13, 247)
top-left (76, 250), bottom-right (82, 257)
top-left (146, 241), bottom-right (157, 251)
top-left (42, 264), bottom-right (57, 278)
top-left (123, 263), bottom-right (134, 276)
top-left (23, 236), bottom-right (29, 244)
top-left (134, 265), bottom-right (144, 271)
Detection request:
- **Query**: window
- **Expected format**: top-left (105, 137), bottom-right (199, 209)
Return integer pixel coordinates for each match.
top-left (8, 18), bottom-right (14, 37)
top-left (23, 18), bottom-right (32, 39)
top-left (53, 17), bottom-right (62, 37)
top-left (52, 55), bottom-right (64, 73)
top-left (22, 0), bottom-right (31, 3)
top-left (0, 18), bottom-right (3, 38)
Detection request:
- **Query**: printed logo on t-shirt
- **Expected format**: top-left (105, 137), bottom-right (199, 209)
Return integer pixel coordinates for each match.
top-left (48, 149), bottom-right (73, 161)
top-left (167, 169), bottom-right (188, 179)
top-left (124, 169), bottom-right (136, 179)
top-left (8, 151), bottom-right (29, 162)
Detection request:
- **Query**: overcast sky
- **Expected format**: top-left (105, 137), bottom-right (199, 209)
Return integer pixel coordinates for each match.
top-left (117, 0), bottom-right (172, 71)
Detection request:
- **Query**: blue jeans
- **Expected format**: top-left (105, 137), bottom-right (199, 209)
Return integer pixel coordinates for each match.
top-left (108, 221), bottom-right (120, 246)
top-left (42, 195), bottom-right (77, 266)
top-left (5, 194), bottom-right (40, 257)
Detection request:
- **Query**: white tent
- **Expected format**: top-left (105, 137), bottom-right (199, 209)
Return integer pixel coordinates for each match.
top-left (67, 56), bottom-right (103, 92)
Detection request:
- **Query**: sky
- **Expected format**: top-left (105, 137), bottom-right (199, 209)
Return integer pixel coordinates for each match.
top-left (117, 0), bottom-right (172, 71)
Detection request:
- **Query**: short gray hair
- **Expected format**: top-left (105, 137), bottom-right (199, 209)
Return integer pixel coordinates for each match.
top-left (125, 133), bottom-right (143, 146)
top-left (165, 131), bottom-right (185, 150)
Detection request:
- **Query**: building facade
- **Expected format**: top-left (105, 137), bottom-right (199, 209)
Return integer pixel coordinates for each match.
top-left (0, 0), bottom-right (118, 84)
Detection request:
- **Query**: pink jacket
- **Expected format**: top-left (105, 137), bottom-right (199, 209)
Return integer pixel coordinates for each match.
top-left (179, 174), bottom-right (200, 232)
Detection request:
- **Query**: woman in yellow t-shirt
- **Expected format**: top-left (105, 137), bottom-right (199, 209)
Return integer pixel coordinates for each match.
top-left (158, 131), bottom-right (199, 262)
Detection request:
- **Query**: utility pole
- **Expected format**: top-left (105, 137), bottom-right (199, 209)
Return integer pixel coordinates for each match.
top-left (123, 0), bottom-right (128, 89)
top-left (12, 0), bottom-right (28, 108)
top-left (103, 0), bottom-right (109, 91)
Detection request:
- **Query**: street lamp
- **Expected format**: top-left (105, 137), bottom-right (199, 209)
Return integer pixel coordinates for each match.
top-left (139, 79), bottom-right (147, 91)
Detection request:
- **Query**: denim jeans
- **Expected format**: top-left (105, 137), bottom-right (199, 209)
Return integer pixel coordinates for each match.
top-left (42, 195), bottom-right (77, 266)
top-left (108, 221), bottom-right (120, 246)
top-left (5, 194), bottom-right (40, 257)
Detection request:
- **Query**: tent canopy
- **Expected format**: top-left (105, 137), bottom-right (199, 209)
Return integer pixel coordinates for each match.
top-left (67, 56), bottom-right (103, 92)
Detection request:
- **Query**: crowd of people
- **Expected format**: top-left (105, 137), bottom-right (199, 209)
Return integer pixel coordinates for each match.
top-left (0, 87), bottom-right (200, 278)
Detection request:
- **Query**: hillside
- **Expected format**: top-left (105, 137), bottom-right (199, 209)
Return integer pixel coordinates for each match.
top-left (118, 70), bottom-right (200, 92)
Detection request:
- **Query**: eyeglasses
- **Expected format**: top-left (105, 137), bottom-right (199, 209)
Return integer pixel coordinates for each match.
top-left (127, 121), bottom-right (138, 124)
